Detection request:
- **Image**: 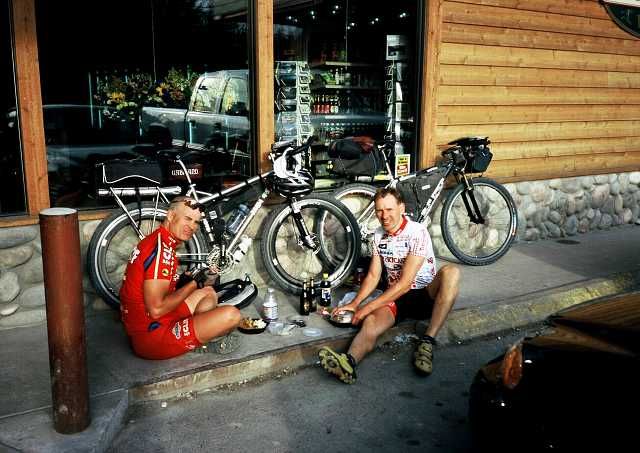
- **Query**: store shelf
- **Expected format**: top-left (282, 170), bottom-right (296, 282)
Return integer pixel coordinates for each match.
top-left (310, 61), bottom-right (376, 68)
top-left (312, 84), bottom-right (381, 90)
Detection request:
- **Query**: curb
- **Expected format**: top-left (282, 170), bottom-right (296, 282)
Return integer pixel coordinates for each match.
top-left (438, 270), bottom-right (640, 345)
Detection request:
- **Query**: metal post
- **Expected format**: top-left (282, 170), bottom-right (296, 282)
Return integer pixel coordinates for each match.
top-left (39, 208), bottom-right (90, 434)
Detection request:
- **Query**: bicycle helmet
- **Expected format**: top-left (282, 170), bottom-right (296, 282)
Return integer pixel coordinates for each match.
top-left (272, 168), bottom-right (314, 198)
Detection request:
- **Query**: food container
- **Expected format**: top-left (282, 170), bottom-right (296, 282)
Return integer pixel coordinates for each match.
top-left (328, 310), bottom-right (355, 328)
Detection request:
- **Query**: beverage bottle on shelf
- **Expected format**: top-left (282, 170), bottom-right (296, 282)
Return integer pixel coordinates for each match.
top-left (299, 280), bottom-right (310, 315)
top-left (354, 267), bottom-right (365, 287)
top-left (319, 273), bottom-right (332, 308)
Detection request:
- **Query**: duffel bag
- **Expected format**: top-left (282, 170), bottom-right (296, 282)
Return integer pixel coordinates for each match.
top-left (328, 136), bottom-right (382, 179)
top-left (97, 158), bottom-right (164, 188)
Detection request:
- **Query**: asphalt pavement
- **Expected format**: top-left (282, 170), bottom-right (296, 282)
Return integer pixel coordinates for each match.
top-left (0, 225), bottom-right (639, 452)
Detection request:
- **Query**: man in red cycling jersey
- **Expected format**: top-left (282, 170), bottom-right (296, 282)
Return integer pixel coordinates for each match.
top-left (120, 196), bottom-right (241, 360)
top-left (319, 187), bottom-right (460, 383)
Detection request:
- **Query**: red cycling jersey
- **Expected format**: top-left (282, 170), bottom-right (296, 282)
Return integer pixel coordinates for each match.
top-left (119, 226), bottom-right (201, 359)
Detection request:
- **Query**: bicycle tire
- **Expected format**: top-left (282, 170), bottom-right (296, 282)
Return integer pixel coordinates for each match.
top-left (87, 202), bottom-right (206, 309)
top-left (260, 194), bottom-right (360, 295)
top-left (440, 177), bottom-right (517, 266)
top-left (331, 183), bottom-right (378, 258)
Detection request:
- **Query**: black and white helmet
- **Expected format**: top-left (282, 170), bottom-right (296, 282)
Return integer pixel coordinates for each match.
top-left (273, 168), bottom-right (314, 198)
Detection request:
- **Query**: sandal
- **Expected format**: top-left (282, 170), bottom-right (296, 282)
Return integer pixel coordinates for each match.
top-left (413, 340), bottom-right (434, 375)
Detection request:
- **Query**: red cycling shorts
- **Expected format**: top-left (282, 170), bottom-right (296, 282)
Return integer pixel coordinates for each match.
top-left (128, 302), bottom-right (202, 360)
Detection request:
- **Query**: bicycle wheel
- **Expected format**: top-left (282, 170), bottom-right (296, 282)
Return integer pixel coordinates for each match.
top-left (87, 201), bottom-right (207, 309)
top-left (440, 177), bottom-right (517, 265)
top-left (331, 183), bottom-right (378, 257)
top-left (260, 194), bottom-right (360, 294)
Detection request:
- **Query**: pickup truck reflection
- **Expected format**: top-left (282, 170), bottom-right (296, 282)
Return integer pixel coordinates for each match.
top-left (141, 70), bottom-right (251, 176)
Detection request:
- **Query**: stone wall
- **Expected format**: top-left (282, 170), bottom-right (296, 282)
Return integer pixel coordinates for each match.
top-left (1, 171), bottom-right (639, 329)
top-left (425, 172), bottom-right (640, 259)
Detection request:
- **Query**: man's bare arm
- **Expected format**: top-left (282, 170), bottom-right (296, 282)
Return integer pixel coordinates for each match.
top-left (143, 279), bottom-right (198, 319)
top-left (355, 254), bottom-right (425, 316)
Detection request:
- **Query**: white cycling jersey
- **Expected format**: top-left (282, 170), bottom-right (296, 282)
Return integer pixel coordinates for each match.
top-left (373, 216), bottom-right (436, 289)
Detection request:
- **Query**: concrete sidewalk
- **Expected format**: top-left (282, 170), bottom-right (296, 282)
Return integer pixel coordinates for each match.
top-left (1, 225), bottom-right (639, 452)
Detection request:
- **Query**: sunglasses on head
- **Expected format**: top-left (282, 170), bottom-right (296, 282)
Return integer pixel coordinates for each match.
top-left (173, 199), bottom-right (204, 211)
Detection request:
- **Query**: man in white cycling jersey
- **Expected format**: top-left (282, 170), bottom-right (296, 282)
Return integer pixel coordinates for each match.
top-left (319, 187), bottom-right (460, 384)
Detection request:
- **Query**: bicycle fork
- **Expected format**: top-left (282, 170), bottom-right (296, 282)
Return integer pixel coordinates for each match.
top-left (460, 176), bottom-right (485, 224)
top-left (289, 199), bottom-right (320, 253)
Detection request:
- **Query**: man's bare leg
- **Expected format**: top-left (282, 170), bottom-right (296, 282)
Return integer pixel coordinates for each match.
top-left (348, 306), bottom-right (396, 363)
top-left (192, 306), bottom-right (242, 344)
top-left (424, 264), bottom-right (460, 338)
top-left (185, 287), bottom-right (218, 314)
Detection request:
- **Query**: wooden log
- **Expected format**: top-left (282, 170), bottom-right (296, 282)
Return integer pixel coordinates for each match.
top-left (488, 137), bottom-right (640, 160)
top-left (447, 0), bottom-right (609, 20)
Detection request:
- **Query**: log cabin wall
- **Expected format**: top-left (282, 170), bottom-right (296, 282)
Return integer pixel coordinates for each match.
top-left (434, 0), bottom-right (640, 183)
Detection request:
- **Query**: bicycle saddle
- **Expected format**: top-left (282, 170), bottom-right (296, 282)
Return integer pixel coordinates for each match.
top-left (447, 136), bottom-right (490, 147)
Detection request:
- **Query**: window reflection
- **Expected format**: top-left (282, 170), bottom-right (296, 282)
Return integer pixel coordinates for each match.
top-left (1, 0), bottom-right (27, 216)
top-left (273, 0), bottom-right (420, 182)
top-left (36, 0), bottom-right (250, 209)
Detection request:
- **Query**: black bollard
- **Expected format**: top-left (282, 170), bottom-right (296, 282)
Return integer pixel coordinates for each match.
top-left (39, 208), bottom-right (90, 434)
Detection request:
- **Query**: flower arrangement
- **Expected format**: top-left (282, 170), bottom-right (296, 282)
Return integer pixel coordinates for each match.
top-left (94, 67), bottom-right (199, 122)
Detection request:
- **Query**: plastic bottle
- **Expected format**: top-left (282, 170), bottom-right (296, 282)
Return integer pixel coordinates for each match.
top-left (354, 267), bottom-right (365, 286)
top-left (320, 273), bottom-right (332, 307)
top-left (226, 204), bottom-right (249, 235)
top-left (232, 235), bottom-right (252, 263)
top-left (263, 287), bottom-right (278, 321)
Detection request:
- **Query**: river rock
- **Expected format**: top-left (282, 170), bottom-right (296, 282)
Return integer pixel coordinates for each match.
top-left (580, 176), bottom-right (595, 190)
top-left (614, 194), bottom-right (624, 214)
top-left (0, 226), bottom-right (38, 249)
top-left (516, 182), bottom-right (531, 195)
top-left (591, 184), bottom-right (609, 209)
top-left (548, 211), bottom-right (562, 224)
top-left (622, 193), bottom-right (634, 208)
top-left (561, 178), bottom-right (580, 194)
top-left (590, 210), bottom-right (602, 230)
top-left (0, 245), bottom-right (33, 270)
top-left (578, 218), bottom-right (590, 234)
top-left (601, 198), bottom-right (615, 216)
top-left (0, 303), bottom-right (19, 316)
top-left (0, 308), bottom-right (46, 328)
top-left (610, 181), bottom-right (620, 196)
top-left (564, 215), bottom-right (578, 236)
top-left (619, 173), bottom-right (630, 193)
top-left (629, 172), bottom-right (640, 185)
top-left (594, 175), bottom-right (609, 184)
top-left (622, 208), bottom-right (633, 224)
top-left (608, 174), bottom-right (618, 184)
top-left (632, 205), bottom-right (640, 223)
top-left (525, 228), bottom-right (540, 241)
top-left (544, 221), bottom-right (562, 238)
top-left (81, 220), bottom-right (101, 248)
top-left (17, 284), bottom-right (46, 308)
top-left (530, 182), bottom-right (547, 203)
top-left (17, 257), bottom-right (44, 284)
top-left (0, 272), bottom-right (20, 303)
top-left (599, 214), bottom-right (613, 230)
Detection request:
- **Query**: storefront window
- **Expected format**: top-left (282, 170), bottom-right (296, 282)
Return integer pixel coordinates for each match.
top-left (0, 0), bottom-right (27, 216)
top-left (35, 0), bottom-right (250, 209)
top-left (603, 1), bottom-right (640, 38)
top-left (274, 0), bottom-right (421, 182)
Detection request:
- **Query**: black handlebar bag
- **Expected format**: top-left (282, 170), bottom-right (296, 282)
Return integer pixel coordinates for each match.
top-left (327, 137), bottom-right (382, 180)
top-left (96, 158), bottom-right (164, 189)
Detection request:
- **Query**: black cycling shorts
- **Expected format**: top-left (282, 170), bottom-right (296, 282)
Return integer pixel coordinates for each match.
top-left (393, 287), bottom-right (435, 324)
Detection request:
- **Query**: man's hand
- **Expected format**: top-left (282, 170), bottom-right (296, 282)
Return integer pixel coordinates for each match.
top-left (351, 305), bottom-right (372, 325)
top-left (331, 301), bottom-right (357, 317)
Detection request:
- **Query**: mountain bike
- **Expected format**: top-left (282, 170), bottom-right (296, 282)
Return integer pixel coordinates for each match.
top-left (327, 136), bottom-right (517, 266)
top-left (87, 138), bottom-right (360, 309)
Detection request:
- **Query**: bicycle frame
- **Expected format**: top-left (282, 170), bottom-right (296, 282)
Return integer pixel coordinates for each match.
top-left (348, 139), bottom-right (488, 232)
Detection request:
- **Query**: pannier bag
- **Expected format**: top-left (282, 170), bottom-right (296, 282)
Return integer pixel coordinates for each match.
top-left (214, 277), bottom-right (258, 310)
top-left (448, 136), bottom-right (493, 173)
top-left (97, 158), bottom-right (164, 189)
top-left (328, 136), bottom-right (382, 179)
top-left (398, 168), bottom-right (444, 220)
